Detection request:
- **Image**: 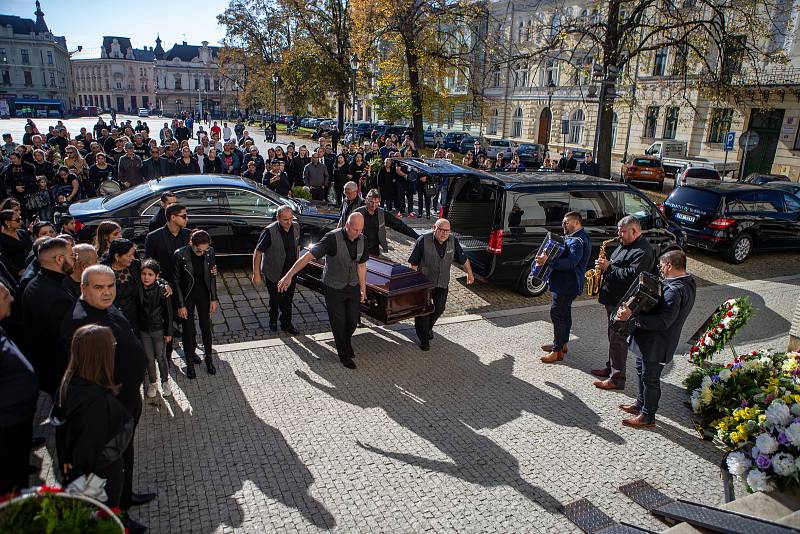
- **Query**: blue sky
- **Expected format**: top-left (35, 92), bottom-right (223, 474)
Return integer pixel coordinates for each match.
top-left (4, 0), bottom-right (230, 51)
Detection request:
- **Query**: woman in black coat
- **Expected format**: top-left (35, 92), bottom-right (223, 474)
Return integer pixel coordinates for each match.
top-left (331, 154), bottom-right (351, 207)
top-left (100, 239), bottom-right (143, 332)
top-left (174, 230), bottom-right (218, 378)
top-left (54, 324), bottom-right (133, 508)
top-left (203, 147), bottom-right (224, 174)
top-left (174, 146), bottom-right (201, 175)
top-left (288, 146), bottom-right (310, 186)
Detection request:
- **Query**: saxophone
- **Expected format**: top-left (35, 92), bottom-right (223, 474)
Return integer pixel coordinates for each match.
top-left (585, 238), bottom-right (618, 297)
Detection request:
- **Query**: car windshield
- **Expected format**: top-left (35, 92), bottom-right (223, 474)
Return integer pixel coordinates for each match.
top-left (101, 182), bottom-right (154, 210)
top-left (490, 140), bottom-right (508, 147)
top-left (633, 159), bottom-right (661, 167)
top-left (685, 168), bottom-right (720, 179)
top-left (668, 187), bottom-right (722, 212)
top-left (243, 178), bottom-right (300, 211)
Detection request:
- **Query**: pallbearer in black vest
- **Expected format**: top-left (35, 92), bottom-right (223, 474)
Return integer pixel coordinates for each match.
top-left (252, 205), bottom-right (301, 335)
top-left (279, 213), bottom-right (368, 369)
top-left (355, 189), bottom-right (419, 257)
top-left (408, 218), bottom-right (474, 351)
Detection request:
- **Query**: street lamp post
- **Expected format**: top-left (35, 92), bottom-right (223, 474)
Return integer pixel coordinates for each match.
top-left (350, 53), bottom-right (359, 128)
top-left (545, 81), bottom-right (556, 155)
top-left (272, 72), bottom-right (279, 142)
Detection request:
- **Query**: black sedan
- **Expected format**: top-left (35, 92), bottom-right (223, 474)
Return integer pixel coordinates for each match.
top-left (515, 144), bottom-right (544, 168)
top-left (69, 175), bottom-right (340, 257)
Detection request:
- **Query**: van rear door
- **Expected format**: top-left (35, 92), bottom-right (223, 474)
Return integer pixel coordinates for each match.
top-left (443, 174), bottom-right (504, 277)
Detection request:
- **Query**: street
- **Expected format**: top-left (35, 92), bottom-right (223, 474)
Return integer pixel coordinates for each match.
top-left (30, 273), bottom-right (800, 532)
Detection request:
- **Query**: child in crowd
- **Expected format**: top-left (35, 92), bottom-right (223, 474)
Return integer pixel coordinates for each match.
top-left (139, 259), bottom-right (173, 397)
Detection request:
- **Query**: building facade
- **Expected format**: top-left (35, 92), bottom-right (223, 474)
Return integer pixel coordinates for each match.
top-left (153, 40), bottom-right (239, 117)
top-left (71, 36), bottom-right (155, 113)
top-left (480, 1), bottom-right (800, 181)
top-left (0, 1), bottom-right (73, 118)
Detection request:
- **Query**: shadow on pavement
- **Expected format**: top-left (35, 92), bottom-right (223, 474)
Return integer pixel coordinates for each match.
top-left (287, 330), bottom-right (628, 515)
top-left (143, 357), bottom-right (335, 531)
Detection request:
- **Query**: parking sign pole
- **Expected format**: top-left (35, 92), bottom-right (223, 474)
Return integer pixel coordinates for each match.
top-left (740, 142), bottom-right (748, 180)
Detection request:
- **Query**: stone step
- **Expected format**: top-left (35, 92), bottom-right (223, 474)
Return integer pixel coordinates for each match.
top-left (721, 491), bottom-right (795, 522)
top-left (661, 523), bottom-right (704, 533)
top-left (776, 510), bottom-right (800, 529)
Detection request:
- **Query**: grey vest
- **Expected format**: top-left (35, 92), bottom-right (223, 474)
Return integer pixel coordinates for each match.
top-left (322, 229), bottom-right (365, 289)
top-left (260, 221), bottom-right (300, 283)
top-left (419, 233), bottom-right (455, 289)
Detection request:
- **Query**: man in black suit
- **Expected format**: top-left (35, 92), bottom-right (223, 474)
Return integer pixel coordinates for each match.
top-left (616, 250), bottom-right (696, 428)
top-left (148, 191), bottom-right (177, 233)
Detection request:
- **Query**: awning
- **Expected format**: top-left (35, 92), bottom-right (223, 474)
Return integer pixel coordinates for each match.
top-left (13, 99), bottom-right (63, 106)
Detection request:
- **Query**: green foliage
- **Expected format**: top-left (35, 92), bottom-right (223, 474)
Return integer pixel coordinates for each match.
top-left (290, 186), bottom-right (311, 199)
top-left (0, 493), bottom-right (123, 534)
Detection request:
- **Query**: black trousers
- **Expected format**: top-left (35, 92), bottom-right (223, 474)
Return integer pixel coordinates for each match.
top-left (120, 403), bottom-right (141, 510)
top-left (96, 457), bottom-right (125, 508)
top-left (310, 186), bottom-right (326, 201)
top-left (182, 290), bottom-right (212, 357)
top-left (0, 416), bottom-right (33, 494)
top-left (265, 278), bottom-right (295, 327)
top-left (550, 291), bottom-right (576, 349)
top-left (324, 284), bottom-right (361, 360)
top-left (415, 287), bottom-right (448, 342)
top-left (417, 189), bottom-right (431, 216)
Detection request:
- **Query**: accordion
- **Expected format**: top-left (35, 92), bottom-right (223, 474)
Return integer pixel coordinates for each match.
top-left (611, 272), bottom-right (662, 338)
top-left (529, 233), bottom-right (566, 287)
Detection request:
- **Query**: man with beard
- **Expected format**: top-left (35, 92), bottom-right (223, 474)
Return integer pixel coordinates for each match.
top-left (21, 237), bottom-right (76, 397)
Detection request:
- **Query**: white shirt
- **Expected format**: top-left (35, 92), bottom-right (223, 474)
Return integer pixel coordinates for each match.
top-left (223, 127), bottom-right (232, 140)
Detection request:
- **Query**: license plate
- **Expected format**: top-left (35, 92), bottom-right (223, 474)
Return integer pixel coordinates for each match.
top-left (640, 170), bottom-right (652, 175)
top-left (675, 212), bottom-right (696, 223)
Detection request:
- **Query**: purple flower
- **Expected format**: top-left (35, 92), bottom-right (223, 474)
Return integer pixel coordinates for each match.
top-left (757, 454), bottom-right (772, 470)
top-left (741, 400), bottom-right (749, 408)
top-left (778, 431), bottom-right (791, 445)
top-left (711, 375), bottom-right (720, 383)
top-left (733, 361), bottom-right (743, 369)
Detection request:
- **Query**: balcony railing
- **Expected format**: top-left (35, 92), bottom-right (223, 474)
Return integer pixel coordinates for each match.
top-left (732, 67), bottom-right (800, 87)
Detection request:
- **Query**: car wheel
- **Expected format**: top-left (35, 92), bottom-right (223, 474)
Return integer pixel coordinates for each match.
top-left (517, 266), bottom-right (548, 297)
top-left (725, 233), bottom-right (753, 264)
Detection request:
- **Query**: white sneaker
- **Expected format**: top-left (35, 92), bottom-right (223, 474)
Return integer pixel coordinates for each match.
top-left (161, 381), bottom-right (172, 397)
top-left (146, 383), bottom-right (158, 398)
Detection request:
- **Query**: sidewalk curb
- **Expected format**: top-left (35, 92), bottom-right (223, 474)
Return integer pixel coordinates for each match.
top-left (214, 273), bottom-right (800, 354)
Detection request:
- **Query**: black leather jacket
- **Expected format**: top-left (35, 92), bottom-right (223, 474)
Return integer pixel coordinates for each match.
top-left (139, 282), bottom-right (173, 335)
top-left (173, 245), bottom-right (218, 307)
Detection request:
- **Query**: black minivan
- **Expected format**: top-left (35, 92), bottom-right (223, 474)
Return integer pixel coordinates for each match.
top-left (662, 183), bottom-right (800, 263)
top-left (404, 161), bottom-right (684, 296)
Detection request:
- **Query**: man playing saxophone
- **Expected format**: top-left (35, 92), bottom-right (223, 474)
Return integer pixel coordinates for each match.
top-left (591, 216), bottom-right (655, 390)
top-left (535, 212), bottom-right (592, 364)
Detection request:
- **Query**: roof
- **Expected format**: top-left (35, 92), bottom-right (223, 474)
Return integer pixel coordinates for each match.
top-left (680, 182), bottom-right (765, 194)
top-left (399, 158), bottom-right (486, 176)
top-left (163, 43), bottom-right (220, 62)
top-left (490, 171), bottom-right (617, 188)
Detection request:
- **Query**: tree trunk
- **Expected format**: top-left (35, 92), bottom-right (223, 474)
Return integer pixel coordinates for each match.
top-left (596, 84), bottom-right (615, 179)
top-left (337, 98), bottom-right (345, 132)
top-left (403, 33), bottom-right (425, 148)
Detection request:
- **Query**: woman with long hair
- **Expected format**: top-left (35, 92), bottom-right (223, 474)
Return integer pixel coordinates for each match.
top-left (54, 324), bottom-right (132, 507)
top-left (94, 220), bottom-right (122, 258)
top-left (288, 145), bottom-right (310, 186)
top-left (332, 154), bottom-right (350, 207)
top-left (100, 238), bottom-right (142, 331)
top-left (0, 209), bottom-right (32, 275)
top-left (174, 146), bottom-right (200, 175)
top-left (203, 147), bottom-right (223, 174)
top-left (174, 230), bottom-right (218, 378)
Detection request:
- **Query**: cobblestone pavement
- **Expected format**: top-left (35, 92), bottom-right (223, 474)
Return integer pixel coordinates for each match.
top-left (30, 275), bottom-right (800, 532)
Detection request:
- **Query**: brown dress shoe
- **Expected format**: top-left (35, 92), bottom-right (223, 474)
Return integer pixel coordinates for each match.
top-left (540, 351), bottom-right (564, 363)
top-left (619, 403), bottom-right (640, 415)
top-left (622, 414), bottom-right (655, 428)
top-left (590, 368), bottom-right (610, 378)
top-left (593, 379), bottom-right (625, 391)
top-left (541, 344), bottom-right (568, 354)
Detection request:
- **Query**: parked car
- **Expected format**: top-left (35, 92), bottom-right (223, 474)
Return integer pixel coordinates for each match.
top-left (424, 129), bottom-right (445, 147)
top-left (137, 108), bottom-right (149, 117)
top-left (515, 144), bottom-right (544, 168)
top-left (458, 135), bottom-right (488, 154)
top-left (401, 159), bottom-right (683, 297)
top-left (69, 175), bottom-right (339, 258)
top-left (383, 125), bottom-right (411, 140)
top-left (443, 132), bottom-right (468, 151)
top-left (485, 139), bottom-right (517, 160)
top-left (765, 181), bottom-right (800, 200)
top-left (621, 155), bottom-right (666, 190)
top-left (740, 172), bottom-right (790, 185)
top-left (662, 183), bottom-right (800, 263)
top-left (317, 119), bottom-right (337, 132)
top-left (674, 166), bottom-right (721, 188)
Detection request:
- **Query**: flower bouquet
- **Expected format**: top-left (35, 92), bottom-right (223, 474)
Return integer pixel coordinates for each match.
top-left (0, 485), bottom-right (125, 533)
top-left (688, 297), bottom-right (753, 366)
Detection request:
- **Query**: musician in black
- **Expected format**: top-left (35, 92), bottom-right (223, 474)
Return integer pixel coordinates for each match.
top-left (616, 250), bottom-right (695, 428)
top-left (591, 216), bottom-right (654, 390)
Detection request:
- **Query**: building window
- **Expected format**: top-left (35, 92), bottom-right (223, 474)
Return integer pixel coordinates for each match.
top-left (488, 109), bottom-right (499, 135)
top-left (0, 48), bottom-right (6, 62)
top-left (47, 51), bottom-right (53, 65)
top-left (116, 81), bottom-right (122, 89)
top-left (512, 107), bottom-right (524, 137)
top-left (21, 49), bottom-right (30, 64)
top-left (652, 48), bottom-right (668, 76)
top-left (722, 35), bottom-right (746, 82)
top-left (569, 109), bottom-right (585, 144)
top-left (1, 70), bottom-right (8, 85)
top-left (194, 77), bottom-right (200, 90)
top-left (491, 69), bottom-right (501, 88)
top-left (155, 77), bottom-right (159, 89)
top-left (545, 60), bottom-right (559, 85)
top-left (49, 72), bottom-right (56, 87)
top-left (707, 108), bottom-right (733, 143)
top-left (174, 75), bottom-right (182, 90)
top-left (214, 79), bottom-right (220, 91)
top-left (644, 106), bottom-right (659, 138)
top-left (611, 112), bottom-right (619, 147)
top-left (663, 107), bottom-right (679, 139)
top-left (24, 71), bottom-right (32, 86)
top-left (205, 77), bottom-right (211, 91)
top-left (672, 44), bottom-right (688, 76)
top-left (514, 64), bottom-right (528, 87)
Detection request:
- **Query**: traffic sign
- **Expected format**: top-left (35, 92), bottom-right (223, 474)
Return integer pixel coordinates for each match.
top-left (724, 132), bottom-right (735, 152)
top-left (739, 130), bottom-right (759, 151)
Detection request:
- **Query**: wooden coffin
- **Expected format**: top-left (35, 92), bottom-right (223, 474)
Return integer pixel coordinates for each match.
top-left (297, 251), bottom-right (434, 324)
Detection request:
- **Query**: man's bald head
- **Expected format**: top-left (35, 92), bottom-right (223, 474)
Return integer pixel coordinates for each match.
top-left (345, 212), bottom-right (364, 240)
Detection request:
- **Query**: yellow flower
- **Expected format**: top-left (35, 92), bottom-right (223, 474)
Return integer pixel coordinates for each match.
top-left (731, 431), bottom-right (743, 443)
top-left (717, 420), bottom-right (729, 431)
top-left (759, 414), bottom-right (767, 424)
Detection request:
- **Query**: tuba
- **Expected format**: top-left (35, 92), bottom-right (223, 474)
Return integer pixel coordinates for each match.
top-left (585, 238), bottom-right (618, 297)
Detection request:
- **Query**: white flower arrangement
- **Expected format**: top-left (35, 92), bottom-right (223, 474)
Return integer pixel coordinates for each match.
top-left (726, 452), bottom-right (751, 477)
top-left (766, 400), bottom-right (792, 427)
top-left (755, 432), bottom-right (779, 455)
top-left (772, 453), bottom-right (797, 477)
top-left (746, 469), bottom-right (776, 492)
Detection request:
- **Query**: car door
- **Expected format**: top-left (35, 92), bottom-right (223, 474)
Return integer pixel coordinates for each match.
top-left (504, 191), bottom-right (570, 279)
top-left (570, 190), bottom-right (620, 261)
top-left (755, 190), bottom-right (794, 247)
top-left (219, 187), bottom-right (280, 256)
top-left (782, 193), bottom-right (800, 248)
top-left (620, 190), bottom-right (675, 257)
top-left (171, 188), bottom-right (229, 254)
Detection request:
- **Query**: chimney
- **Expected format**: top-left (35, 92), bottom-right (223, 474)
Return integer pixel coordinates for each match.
top-left (182, 41), bottom-right (187, 45)
top-left (77, 45), bottom-right (82, 52)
